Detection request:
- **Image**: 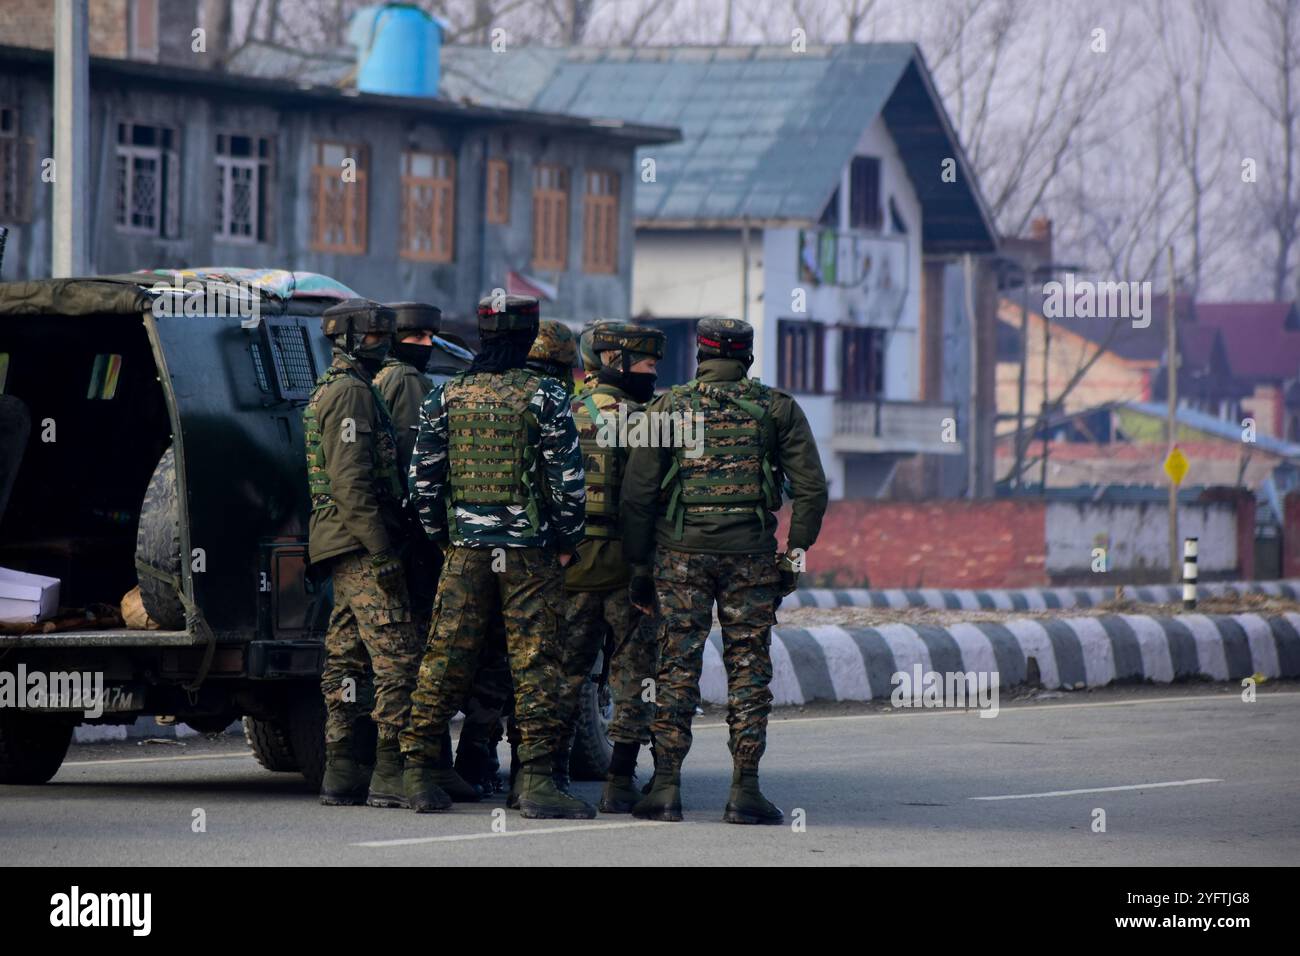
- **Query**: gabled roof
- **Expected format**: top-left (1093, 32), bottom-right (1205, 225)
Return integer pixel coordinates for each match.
top-left (227, 40), bottom-right (997, 252)
top-left (1195, 302), bottom-right (1300, 383)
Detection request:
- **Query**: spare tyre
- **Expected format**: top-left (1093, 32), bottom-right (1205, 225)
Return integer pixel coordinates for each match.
top-left (135, 447), bottom-right (185, 629)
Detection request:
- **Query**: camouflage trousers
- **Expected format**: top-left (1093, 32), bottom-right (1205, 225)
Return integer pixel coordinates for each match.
top-left (652, 548), bottom-right (779, 770)
top-left (321, 550), bottom-right (421, 745)
top-left (400, 545), bottom-right (566, 765)
top-left (558, 588), bottom-right (657, 751)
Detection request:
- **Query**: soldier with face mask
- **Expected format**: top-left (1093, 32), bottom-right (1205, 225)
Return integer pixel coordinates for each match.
top-left (556, 322), bottom-right (666, 811)
top-left (400, 295), bottom-right (592, 818)
top-left (621, 317), bottom-right (828, 825)
top-left (371, 302), bottom-right (481, 804)
top-left (303, 299), bottom-right (421, 809)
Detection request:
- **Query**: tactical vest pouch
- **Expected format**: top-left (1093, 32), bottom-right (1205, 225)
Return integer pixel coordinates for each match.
top-left (576, 391), bottom-right (622, 539)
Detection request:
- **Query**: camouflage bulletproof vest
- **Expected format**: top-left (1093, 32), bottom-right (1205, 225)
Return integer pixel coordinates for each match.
top-left (574, 387), bottom-right (626, 539)
top-left (441, 368), bottom-right (544, 535)
top-left (662, 377), bottom-right (781, 540)
top-left (303, 365), bottom-right (404, 512)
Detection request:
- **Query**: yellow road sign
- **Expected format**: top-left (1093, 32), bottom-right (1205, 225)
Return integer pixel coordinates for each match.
top-left (1164, 446), bottom-right (1189, 485)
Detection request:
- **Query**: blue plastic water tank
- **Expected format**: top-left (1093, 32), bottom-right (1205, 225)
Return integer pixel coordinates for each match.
top-left (348, 4), bottom-right (442, 98)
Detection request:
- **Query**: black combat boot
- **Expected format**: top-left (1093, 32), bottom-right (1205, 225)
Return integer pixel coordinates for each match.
top-left (403, 758), bottom-right (453, 813)
top-left (365, 735), bottom-right (407, 809)
top-left (632, 765), bottom-right (683, 822)
top-left (723, 765), bottom-right (783, 825)
top-left (517, 757), bottom-right (596, 819)
top-left (599, 741), bottom-right (641, 814)
top-left (453, 721), bottom-right (497, 796)
top-left (320, 740), bottom-right (369, 806)
top-left (426, 728), bottom-right (480, 802)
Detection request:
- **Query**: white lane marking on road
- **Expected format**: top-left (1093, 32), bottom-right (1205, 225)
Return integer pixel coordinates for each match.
top-left (62, 752), bottom-right (256, 767)
top-left (352, 820), bottom-right (676, 847)
top-left (970, 778), bottom-right (1224, 801)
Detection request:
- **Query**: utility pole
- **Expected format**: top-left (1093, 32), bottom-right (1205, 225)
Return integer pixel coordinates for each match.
top-left (52, 0), bottom-right (89, 277)
top-left (1167, 246), bottom-right (1179, 583)
top-left (1014, 260), bottom-right (1029, 490)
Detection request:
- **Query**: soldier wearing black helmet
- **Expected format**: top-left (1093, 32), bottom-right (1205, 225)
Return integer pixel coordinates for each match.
top-left (621, 317), bottom-right (828, 825)
top-left (303, 299), bottom-right (422, 809)
top-left (557, 321), bottom-right (666, 811)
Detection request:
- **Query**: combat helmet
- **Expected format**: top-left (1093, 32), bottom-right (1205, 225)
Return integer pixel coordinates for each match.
top-left (588, 321), bottom-right (666, 370)
top-left (528, 319), bottom-right (577, 368)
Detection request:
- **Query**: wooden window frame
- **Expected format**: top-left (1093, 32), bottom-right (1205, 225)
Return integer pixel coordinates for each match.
top-left (532, 163), bottom-right (569, 272)
top-left (114, 121), bottom-right (179, 237)
top-left (582, 168), bottom-right (619, 274)
top-left (777, 319), bottom-right (825, 394)
top-left (214, 132), bottom-right (274, 244)
top-left (400, 150), bottom-right (455, 263)
top-left (310, 140), bottom-right (368, 255)
top-left (849, 155), bottom-right (882, 231)
top-left (839, 325), bottom-right (886, 399)
top-left (486, 158), bottom-right (510, 224)
top-left (0, 107), bottom-right (34, 225)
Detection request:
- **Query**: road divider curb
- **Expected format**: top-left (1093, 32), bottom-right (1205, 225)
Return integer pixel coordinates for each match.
top-left (699, 612), bottom-right (1300, 706)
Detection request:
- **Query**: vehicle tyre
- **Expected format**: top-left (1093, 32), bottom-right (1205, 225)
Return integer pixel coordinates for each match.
top-left (285, 685), bottom-right (326, 791)
top-left (569, 653), bottom-right (613, 781)
top-left (135, 446), bottom-right (185, 629)
top-left (0, 710), bottom-right (74, 785)
top-left (243, 715), bottom-right (300, 773)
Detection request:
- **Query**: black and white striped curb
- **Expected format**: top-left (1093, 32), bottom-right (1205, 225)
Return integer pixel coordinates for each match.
top-left (784, 579), bottom-right (1300, 610)
top-left (698, 613), bottom-right (1300, 706)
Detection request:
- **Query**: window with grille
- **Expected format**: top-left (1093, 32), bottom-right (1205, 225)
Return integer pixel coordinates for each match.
top-left (257, 320), bottom-right (318, 401)
top-left (582, 169), bottom-right (618, 274)
top-left (486, 158), bottom-right (509, 224)
top-left (400, 150), bottom-right (454, 262)
top-left (0, 107), bottom-right (33, 224)
top-left (310, 141), bottom-right (367, 254)
top-left (532, 164), bottom-right (569, 272)
top-left (215, 133), bottom-right (273, 244)
top-left (840, 326), bottom-right (886, 399)
top-left (114, 122), bottom-right (179, 237)
top-left (777, 320), bottom-right (824, 394)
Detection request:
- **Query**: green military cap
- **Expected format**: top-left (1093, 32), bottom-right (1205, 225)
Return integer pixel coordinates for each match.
top-left (590, 321), bottom-right (666, 362)
top-left (476, 293), bottom-right (540, 334)
top-left (321, 298), bottom-right (395, 337)
top-left (385, 301), bottom-right (442, 333)
top-left (528, 319), bottom-right (577, 367)
top-left (696, 316), bottom-right (753, 359)
top-left (579, 319), bottom-right (616, 372)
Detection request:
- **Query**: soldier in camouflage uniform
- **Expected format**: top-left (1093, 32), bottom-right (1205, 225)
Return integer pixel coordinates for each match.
top-left (303, 299), bottom-right (421, 809)
top-left (621, 317), bottom-right (828, 824)
top-left (372, 302), bottom-right (480, 803)
top-left (557, 322), bottom-right (665, 812)
top-left (399, 295), bottom-right (594, 818)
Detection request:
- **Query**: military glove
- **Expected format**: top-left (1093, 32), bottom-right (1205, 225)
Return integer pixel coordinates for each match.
top-left (371, 550), bottom-right (405, 593)
top-left (629, 574), bottom-right (656, 614)
top-left (776, 552), bottom-right (801, 597)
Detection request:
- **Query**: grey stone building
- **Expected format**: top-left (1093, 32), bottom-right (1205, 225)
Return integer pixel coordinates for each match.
top-left (0, 42), bottom-right (678, 326)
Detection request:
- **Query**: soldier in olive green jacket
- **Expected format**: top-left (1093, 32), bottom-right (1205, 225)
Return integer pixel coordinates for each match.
top-left (621, 317), bottom-right (828, 825)
top-left (304, 299), bottom-right (420, 810)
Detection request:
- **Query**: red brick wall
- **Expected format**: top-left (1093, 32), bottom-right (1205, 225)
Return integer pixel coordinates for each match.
top-left (776, 499), bottom-right (1048, 589)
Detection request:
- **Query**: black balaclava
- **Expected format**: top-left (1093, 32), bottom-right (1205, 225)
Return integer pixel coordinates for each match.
top-left (598, 349), bottom-right (657, 403)
top-left (335, 334), bottom-right (391, 379)
top-left (393, 341), bottom-right (435, 372)
top-left (468, 329), bottom-right (535, 375)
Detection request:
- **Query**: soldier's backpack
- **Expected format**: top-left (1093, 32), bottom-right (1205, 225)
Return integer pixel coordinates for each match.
top-left (661, 378), bottom-right (782, 540)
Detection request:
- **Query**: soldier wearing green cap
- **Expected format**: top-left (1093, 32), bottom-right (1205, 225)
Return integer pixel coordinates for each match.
top-left (304, 298), bottom-right (421, 809)
top-left (399, 294), bottom-right (593, 819)
top-left (621, 316), bottom-right (828, 825)
top-left (556, 321), bottom-right (666, 811)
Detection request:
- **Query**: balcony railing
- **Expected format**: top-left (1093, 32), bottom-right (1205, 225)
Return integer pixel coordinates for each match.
top-left (832, 399), bottom-right (962, 455)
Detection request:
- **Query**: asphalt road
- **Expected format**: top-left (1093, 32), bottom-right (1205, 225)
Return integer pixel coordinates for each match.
top-left (3, 685), bottom-right (1298, 866)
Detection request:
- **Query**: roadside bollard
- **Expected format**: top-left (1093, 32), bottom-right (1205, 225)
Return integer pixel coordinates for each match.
top-left (1183, 537), bottom-right (1198, 610)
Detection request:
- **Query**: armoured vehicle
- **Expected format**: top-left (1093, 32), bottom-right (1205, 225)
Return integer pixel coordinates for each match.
top-left (0, 270), bottom-right (615, 788)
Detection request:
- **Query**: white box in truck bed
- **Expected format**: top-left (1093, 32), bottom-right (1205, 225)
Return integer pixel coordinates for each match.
top-left (0, 566), bottom-right (60, 623)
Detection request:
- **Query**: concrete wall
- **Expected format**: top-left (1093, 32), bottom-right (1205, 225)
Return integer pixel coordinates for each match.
top-left (0, 64), bottom-right (640, 324)
top-left (776, 490), bottom-right (1256, 588)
